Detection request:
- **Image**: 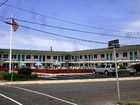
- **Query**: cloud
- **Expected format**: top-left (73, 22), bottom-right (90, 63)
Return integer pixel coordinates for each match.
top-left (0, 33), bottom-right (92, 51)
top-left (119, 19), bottom-right (140, 45)
top-left (122, 19), bottom-right (140, 32)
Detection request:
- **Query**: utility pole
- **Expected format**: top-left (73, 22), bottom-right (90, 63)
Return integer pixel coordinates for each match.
top-left (108, 39), bottom-right (120, 102)
top-left (113, 47), bottom-right (120, 101)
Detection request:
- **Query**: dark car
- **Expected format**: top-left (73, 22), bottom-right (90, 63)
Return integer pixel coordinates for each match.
top-left (117, 66), bottom-right (136, 75)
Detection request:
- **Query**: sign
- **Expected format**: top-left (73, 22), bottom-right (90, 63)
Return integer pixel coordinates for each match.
top-left (108, 39), bottom-right (120, 49)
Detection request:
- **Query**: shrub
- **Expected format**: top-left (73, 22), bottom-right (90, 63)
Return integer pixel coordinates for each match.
top-left (18, 67), bottom-right (33, 75)
top-left (2, 73), bottom-right (38, 81)
top-left (0, 71), bottom-right (9, 78)
top-left (134, 64), bottom-right (140, 72)
top-left (0, 70), bottom-right (38, 81)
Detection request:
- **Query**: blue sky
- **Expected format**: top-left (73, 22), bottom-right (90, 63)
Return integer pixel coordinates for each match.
top-left (0, 0), bottom-right (140, 51)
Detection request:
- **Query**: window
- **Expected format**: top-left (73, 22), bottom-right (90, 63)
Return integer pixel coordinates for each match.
top-left (134, 52), bottom-right (138, 59)
top-left (0, 54), bottom-right (2, 58)
top-left (34, 55), bottom-right (38, 59)
top-left (106, 54), bottom-right (109, 60)
top-left (106, 65), bottom-right (110, 68)
top-left (123, 52), bottom-right (127, 57)
top-left (110, 53), bottom-right (112, 60)
top-left (116, 53), bottom-right (119, 57)
top-left (84, 55), bottom-right (87, 59)
top-left (101, 65), bottom-right (105, 68)
top-left (3, 54), bottom-right (8, 58)
top-left (12, 55), bottom-right (17, 59)
top-left (26, 55), bottom-right (31, 59)
top-left (130, 52), bottom-right (133, 60)
top-left (42, 55), bottom-right (45, 61)
top-left (65, 56), bottom-right (69, 60)
top-left (72, 56), bottom-right (74, 59)
top-left (47, 56), bottom-right (51, 59)
top-left (94, 54), bottom-right (97, 59)
top-left (101, 54), bottom-right (104, 58)
top-left (53, 56), bottom-right (57, 59)
top-left (80, 55), bottom-right (82, 59)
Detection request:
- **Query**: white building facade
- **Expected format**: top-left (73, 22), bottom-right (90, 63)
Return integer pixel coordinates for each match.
top-left (0, 45), bottom-right (140, 68)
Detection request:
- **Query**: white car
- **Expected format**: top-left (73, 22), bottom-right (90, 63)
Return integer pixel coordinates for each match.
top-left (93, 64), bottom-right (115, 75)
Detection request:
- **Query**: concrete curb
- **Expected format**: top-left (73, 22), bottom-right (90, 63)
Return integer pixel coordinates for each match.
top-left (0, 77), bottom-right (140, 85)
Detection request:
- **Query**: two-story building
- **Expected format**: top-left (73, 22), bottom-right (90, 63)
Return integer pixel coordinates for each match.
top-left (0, 44), bottom-right (140, 69)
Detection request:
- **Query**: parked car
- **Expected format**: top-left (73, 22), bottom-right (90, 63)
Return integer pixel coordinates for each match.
top-left (117, 66), bottom-right (136, 75)
top-left (92, 64), bottom-right (115, 75)
top-left (127, 63), bottom-right (140, 75)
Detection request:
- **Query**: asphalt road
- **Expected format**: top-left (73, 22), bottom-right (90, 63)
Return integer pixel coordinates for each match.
top-left (0, 80), bottom-right (140, 105)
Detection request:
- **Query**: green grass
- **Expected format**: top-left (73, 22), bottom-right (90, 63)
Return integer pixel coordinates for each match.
top-left (118, 101), bottom-right (140, 105)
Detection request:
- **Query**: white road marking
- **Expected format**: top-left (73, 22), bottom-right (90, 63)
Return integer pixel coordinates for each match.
top-left (0, 93), bottom-right (23, 105)
top-left (9, 86), bottom-right (78, 105)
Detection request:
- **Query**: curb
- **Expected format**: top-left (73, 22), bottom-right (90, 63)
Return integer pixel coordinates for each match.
top-left (0, 77), bottom-right (140, 85)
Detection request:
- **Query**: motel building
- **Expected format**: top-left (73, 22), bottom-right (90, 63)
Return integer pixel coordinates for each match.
top-left (0, 44), bottom-right (140, 69)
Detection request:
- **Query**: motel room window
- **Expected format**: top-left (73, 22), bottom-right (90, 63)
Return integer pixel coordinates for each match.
top-left (43, 55), bottom-right (45, 61)
top-left (26, 55), bottom-right (31, 59)
top-left (116, 53), bottom-right (119, 57)
top-left (80, 55), bottom-right (82, 59)
top-left (61, 56), bottom-right (64, 61)
top-left (72, 56), bottom-right (74, 59)
top-left (53, 56), bottom-right (57, 59)
top-left (3, 54), bottom-right (8, 58)
top-left (34, 55), bottom-right (38, 59)
top-left (47, 56), bottom-right (51, 59)
top-left (134, 52), bottom-right (138, 59)
top-left (58, 56), bottom-right (60, 61)
top-left (101, 54), bottom-right (105, 58)
top-left (94, 54), bottom-right (97, 59)
top-left (123, 52), bottom-right (127, 57)
top-left (12, 55), bottom-right (17, 59)
top-left (130, 52), bottom-right (133, 60)
top-left (0, 54), bottom-right (2, 59)
top-left (84, 55), bottom-right (87, 59)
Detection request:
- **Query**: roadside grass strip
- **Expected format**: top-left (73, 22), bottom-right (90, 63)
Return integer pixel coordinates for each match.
top-left (8, 85), bottom-right (78, 105)
top-left (117, 101), bottom-right (140, 105)
top-left (0, 93), bottom-right (23, 105)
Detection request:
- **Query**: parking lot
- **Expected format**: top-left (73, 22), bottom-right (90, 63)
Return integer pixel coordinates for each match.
top-left (38, 73), bottom-right (139, 80)
top-left (0, 78), bottom-right (140, 105)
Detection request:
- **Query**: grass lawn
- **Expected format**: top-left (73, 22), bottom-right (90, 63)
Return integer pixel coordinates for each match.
top-left (118, 101), bottom-right (140, 105)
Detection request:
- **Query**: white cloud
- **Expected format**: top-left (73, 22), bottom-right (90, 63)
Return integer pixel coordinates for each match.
top-left (0, 33), bottom-right (92, 51)
top-left (120, 19), bottom-right (140, 45)
top-left (122, 19), bottom-right (140, 32)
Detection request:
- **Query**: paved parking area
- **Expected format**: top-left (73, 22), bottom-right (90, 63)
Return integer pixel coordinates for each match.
top-left (0, 78), bottom-right (140, 105)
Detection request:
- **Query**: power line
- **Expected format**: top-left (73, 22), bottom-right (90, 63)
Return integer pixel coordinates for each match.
top-left (1, 2), bottom-right (128, 33)
top-left (1, 16), bottom-right (140, 40)
top-left (0, 16), bottom-right (7, 22)
top-left (5, 21), bottom-right (108, 45)
top-left (0, 0), bottom-right (8, 7)
top-left (12, 18), bottom-right (140, 39)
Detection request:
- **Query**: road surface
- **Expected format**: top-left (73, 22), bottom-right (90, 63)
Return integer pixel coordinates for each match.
top-left (0, 79), bottom-right (140, 105)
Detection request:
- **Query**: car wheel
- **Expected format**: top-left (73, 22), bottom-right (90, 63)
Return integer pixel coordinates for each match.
top-left (92, 70), bottom-right (96, 74)
top-left (104, 71), bottom-right (109, 76)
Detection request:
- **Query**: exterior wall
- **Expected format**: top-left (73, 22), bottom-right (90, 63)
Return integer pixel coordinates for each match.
top-left (0, 45), bottom-right (140, 68)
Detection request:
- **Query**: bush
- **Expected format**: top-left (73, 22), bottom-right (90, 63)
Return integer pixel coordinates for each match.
top-left (2, 73), bottom-right (38, 81)
top-left (0, 70), bottom-right (38, 81)
top-left (134, 64), bottom-right (140, 72)
top-left (0, 71), bottom-right (9, 78)
top-left (18, 67), bottom-right (33, 75)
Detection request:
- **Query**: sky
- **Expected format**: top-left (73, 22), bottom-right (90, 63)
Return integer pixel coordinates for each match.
top-left (0, 0), bottom-right (140, 51)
